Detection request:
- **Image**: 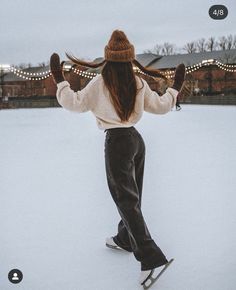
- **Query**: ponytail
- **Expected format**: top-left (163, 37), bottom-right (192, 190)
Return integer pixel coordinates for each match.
top-left (132, 59), bottom-right (167, 80)
top-left (65, 53), bottom-right (167, 80)
top-left (65, 52), bottom-right (106, 69)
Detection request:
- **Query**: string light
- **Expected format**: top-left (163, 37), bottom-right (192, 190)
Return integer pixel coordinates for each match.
top-left (10, 66), bottom-right (52, 80)
top-left (215, 60), bottom-right (236, 68)
top-left (9, 58), bottom-right (236, 82)
top-left (71, 67), bottom-right (97, 79)
top-left (215, 60), bottom-right (236, 72)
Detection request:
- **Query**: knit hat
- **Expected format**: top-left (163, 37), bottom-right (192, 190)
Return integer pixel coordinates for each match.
top-left (104, 30), bottom-right (135, 62)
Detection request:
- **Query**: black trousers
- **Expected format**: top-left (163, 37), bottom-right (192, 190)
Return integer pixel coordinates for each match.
top-left (176, 97), bottom-right (181, 109)
top-left (104, 126), bottom-right (168, 271)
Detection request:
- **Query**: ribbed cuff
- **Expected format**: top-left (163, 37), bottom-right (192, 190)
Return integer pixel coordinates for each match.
top-left (57, 81), bottom-right (69, 88)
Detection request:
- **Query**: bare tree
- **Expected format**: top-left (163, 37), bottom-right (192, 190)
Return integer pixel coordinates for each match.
top-left (152, 44), bottom-right (162, 55)
top-left (226, 34), bottom-right (233, 50)
top-left (18, 63), bottom-right (27, 69)
top-left (206, 37), bottom-right (217, 51)
top-left (196, 38), bottom-right (206, 52)
top-left (143, 49), bottom-right (153, 54)
top-left (183, 42), bottom-right (197, 53)
top-left (218, 36), bottom-right (227, 50)
top-left (161, 42), bottom-right (175, 55)
top-left (144, 43), bottom-right (174, 55)
top-left (38, 62), bottom-right (46, 67)
top-left (144, 34), bottom-right (236, 56)
top-left (143, 44), bottom-right (162, 55)
top-left (233, 35), bottom-right (236, 49)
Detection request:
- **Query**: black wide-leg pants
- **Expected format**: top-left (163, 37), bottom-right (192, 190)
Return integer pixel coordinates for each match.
top-left (104, 126), bottom-right (168, 271)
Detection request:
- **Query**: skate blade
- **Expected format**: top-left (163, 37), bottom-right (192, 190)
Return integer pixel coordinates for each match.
top-left (105, 243), bottom-right (123, 251)
top-left (142, 258), bottom-right (174, 290)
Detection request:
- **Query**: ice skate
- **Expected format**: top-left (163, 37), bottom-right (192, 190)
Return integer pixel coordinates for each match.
top-left (139, 258), bottom-right (174, 289)
top-left (105, 237), bottom-right (128, 252)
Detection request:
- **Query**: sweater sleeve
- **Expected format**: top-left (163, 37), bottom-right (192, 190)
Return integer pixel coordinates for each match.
top-left (143, 80), bottom-right (178, 114)
top-left (56, 76), bottom-right (99, 112)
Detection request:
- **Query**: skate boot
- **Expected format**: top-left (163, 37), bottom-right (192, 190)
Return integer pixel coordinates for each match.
top-left (105, 237), bottom-right (125, 251)
top-left (139, 259), bottom-right (174, 289)
top-left (105, 237), bottom-right (132, 252)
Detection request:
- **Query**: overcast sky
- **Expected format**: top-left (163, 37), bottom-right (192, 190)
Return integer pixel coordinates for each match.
top-left (0, 0), bottom-right (235, 66)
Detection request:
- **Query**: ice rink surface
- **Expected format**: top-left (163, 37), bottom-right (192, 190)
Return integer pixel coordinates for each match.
top-left (1, 105), bottom-right (236, 290)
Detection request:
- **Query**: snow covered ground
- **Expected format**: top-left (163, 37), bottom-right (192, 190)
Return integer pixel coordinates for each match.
top-left (0, 105), bottom-right (236, 290)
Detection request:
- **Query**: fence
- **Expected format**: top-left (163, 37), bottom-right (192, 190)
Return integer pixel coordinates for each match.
top-left (1, 94), bottom-right (236, 110)
top-left (0, 96), bottom-right (60, 109)
top-left (182, 94), bottom-right (236, 105)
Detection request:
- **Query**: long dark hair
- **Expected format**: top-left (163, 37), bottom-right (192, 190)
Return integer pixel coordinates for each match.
top-left (66, 53), bottom-right (167, 122)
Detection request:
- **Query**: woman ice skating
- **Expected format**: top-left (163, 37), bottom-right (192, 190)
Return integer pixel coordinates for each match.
top-left (50, 30), bottom-right (185, 289)
top-left (175, 94), bottom-right (182, 111)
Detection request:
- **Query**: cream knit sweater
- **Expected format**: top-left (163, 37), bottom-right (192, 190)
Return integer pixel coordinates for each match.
top-left (56, 75), bottom-right (178, 130)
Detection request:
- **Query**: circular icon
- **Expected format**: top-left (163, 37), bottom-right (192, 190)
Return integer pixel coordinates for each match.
top-left (8, 269), bottom-right (23, 284)
top-left (209, 5), bottom-right (228, 20)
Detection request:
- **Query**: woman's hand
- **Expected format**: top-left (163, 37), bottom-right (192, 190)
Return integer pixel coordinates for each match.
top-left (172, 63), bottom-right (186, 92)
top-left (50, 53), bottom-right (65, 84)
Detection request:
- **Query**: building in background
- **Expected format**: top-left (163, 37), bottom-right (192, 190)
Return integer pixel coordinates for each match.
top-left (1, 49), bottom-right (236, 109)
top-left (149, 49), bottom-right (236, 99)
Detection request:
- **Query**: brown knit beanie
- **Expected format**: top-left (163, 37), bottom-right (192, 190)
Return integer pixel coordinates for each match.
top-left (104, 30), bottom-right (135, 62)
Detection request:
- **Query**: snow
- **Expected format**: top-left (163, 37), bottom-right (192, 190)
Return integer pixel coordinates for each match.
top-left (0, 105), bottom-right (236, 290)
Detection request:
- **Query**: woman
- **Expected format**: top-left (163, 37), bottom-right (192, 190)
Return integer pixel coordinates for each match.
top-left (176, 94), bottom-right (182, 111)
top-left (50, 30), bottom-right (185, 289)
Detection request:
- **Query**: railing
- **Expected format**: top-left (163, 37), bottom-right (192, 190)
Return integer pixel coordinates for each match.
top-left (0, 96), bottom-right (60, 109)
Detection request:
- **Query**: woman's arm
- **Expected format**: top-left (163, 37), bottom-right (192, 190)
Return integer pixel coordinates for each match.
top-left (144, 63), bottom-right (185, 114)
top-left (56, 81), bottom-right (91, 112)
top-left (50, 53), bottom-right (94, 113)
top-left (144, 83), bottom-right (178, 114)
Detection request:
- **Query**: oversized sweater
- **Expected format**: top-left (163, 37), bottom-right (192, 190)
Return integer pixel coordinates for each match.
top-left (56, 75), bottom-right (178, 130)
